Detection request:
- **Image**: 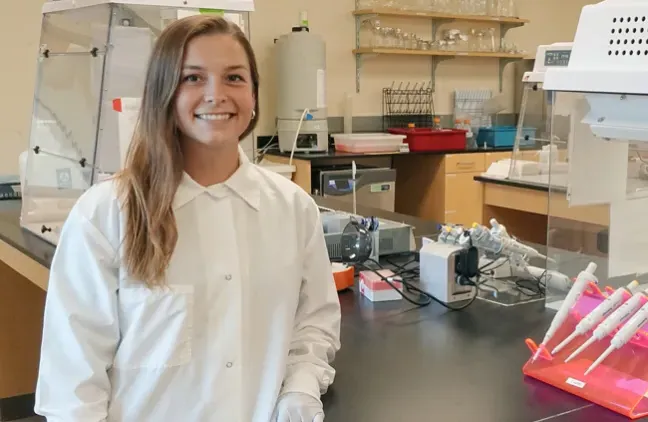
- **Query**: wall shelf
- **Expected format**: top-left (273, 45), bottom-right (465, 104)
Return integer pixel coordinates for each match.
top-left (353, 7), bottom-right (529, 93)
top-left (353, 47), bottom-right (526, 59)
top-left (353, 8), bottom-right (529, 26)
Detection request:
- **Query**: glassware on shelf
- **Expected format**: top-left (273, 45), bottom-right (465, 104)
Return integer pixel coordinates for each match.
top-left (458, 0), bottom-right (487, 15)
top-left (357, 0), bottom-right (378, 9)
top-left (498, 0), bottom-right (517, 17)
top-left (500, 39), bottom-right (525, 55)
top-left (487, 0), bottom-right (499, 16)
top-left (486, 27), bottom-right (497, 51)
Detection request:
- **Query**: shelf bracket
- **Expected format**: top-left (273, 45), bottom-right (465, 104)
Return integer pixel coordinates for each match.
top-left (431, 18), bottom-right (453, 42)
top-left (355, 14), bottom-right (361, 93)
top-left (498, 57), bottom-right (518, 92)
top-left (500, 21), bottom-right (525, 40)
top-left (356, 53), bottom-right (362, 93)
top-left (431, 56), bottom-right (453, 92)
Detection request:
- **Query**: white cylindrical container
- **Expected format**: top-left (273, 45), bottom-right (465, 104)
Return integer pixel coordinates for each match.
top-left (276, 29), bottom-right (327, 121)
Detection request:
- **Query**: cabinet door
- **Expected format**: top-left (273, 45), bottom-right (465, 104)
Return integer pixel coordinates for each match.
top-left (444, 172), bottom-right (484, 227)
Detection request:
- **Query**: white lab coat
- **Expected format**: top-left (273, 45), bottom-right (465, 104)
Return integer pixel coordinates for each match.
top-left (34, 148), bottom-right (342, 422)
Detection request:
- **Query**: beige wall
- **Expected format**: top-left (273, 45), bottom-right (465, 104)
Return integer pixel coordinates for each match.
top-left (0, 0), bottom-right (597, 175)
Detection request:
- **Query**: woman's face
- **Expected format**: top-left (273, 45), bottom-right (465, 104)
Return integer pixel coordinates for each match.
top-left (174, 33), bottom-right (255, 149)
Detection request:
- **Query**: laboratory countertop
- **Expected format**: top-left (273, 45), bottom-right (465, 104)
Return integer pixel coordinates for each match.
top-left (265, 145), bottom-right (522, 161)
top-left (474, 174), bottom-right (569, 193)
top-left (0, 199), bottom-right (632, 421)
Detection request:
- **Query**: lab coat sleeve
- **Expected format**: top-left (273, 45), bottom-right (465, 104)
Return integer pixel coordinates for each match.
top-left (281, 198), bottom-right (342, 401)
top-left (35, 207), bottom-right (120, 421)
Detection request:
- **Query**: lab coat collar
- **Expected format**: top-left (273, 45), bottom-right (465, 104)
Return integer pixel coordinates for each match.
top-left (174, 146), bottom-right (260, 211)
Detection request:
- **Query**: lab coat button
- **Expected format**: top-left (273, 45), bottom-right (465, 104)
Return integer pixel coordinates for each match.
top-left (226, 362), bottom-right (233, 368)
top-left (225, 274), bottom-right (232, 281)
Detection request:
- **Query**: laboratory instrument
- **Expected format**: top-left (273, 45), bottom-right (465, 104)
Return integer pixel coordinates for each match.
top-left (437, 219), bottom-right (572, 294)
top-left (320, 208), bottom-right (415, 261)
top-left (533, 262), bottom-right (598, 362)
top-left (419, 240), bottom-right (479, 304)
top-left (312, 165), bottom-right (397, 212)
top-left (564, 287), bottom-right (648, 363)
top-left (552, 280), bottom-right (640, 355)
top-left (585, 300), bottom-right (648, 376)
top-left (276, 13), bottom-right (329, 154)
top-left (470, 219), bottom-right (548, 261)
top-left (20, 0), bottom-right (254, 245)
top-left (522, 2), bottom-right (648, 417)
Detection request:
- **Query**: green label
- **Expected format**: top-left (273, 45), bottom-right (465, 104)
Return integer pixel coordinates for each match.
top-left (199, 8), bottom-right (224, 15)
top-left (370, 183), bottom-right (390, 193)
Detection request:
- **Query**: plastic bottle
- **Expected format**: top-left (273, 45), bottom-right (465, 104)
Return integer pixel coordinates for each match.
top-left (464, 118), bottom-right (475, 148)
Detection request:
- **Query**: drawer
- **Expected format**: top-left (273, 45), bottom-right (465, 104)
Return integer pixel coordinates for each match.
top-left (484, 151), bottom-right (512, 169)
top-left (444, 153), bottom-right (486, 174)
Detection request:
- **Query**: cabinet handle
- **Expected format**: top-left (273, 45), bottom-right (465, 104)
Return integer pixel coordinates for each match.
top-left (456, 161), bottom-right (475, 167)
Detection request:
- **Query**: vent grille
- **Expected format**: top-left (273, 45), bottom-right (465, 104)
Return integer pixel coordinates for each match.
top-left (379, 237), bottom-right (393, 254)
top-left (609, 15), bottom-right (648, 56)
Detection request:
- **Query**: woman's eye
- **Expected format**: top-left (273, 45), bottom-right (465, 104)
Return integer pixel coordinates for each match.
top-left (228, 74), bottom-right (244, 82)
top-left (183, 74), bottom-right (201, 83)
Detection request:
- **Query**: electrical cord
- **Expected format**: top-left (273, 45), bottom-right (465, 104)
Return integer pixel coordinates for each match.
top-left (289, 108), bottom-right (310, 168)
top-left (356, 256), bottom-right (481, 311)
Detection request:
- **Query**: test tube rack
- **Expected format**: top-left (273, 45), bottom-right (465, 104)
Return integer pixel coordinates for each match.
top-left (523, 282), bottom-right (648, 419)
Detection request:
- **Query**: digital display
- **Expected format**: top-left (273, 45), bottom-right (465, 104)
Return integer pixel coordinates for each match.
top-left (544, 50), bottom-right (571, 67)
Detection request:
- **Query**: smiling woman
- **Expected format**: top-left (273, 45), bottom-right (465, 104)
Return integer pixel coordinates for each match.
top-left (34, 14), bottom-right (341, 422)
top-left (118, 16), bottom-right (260, 285)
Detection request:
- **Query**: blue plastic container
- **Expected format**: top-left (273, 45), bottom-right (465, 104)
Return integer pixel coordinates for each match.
top-left (476, 126), bottom-right (537, 148)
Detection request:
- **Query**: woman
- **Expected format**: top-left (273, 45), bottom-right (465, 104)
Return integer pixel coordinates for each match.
top-left (34, 15), bottom-right (341, 422)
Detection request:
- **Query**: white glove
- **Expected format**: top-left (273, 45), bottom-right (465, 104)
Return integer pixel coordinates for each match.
top-left (272, 392), bottom-right (324, 422)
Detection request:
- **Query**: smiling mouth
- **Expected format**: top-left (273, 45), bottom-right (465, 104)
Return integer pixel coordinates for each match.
top-left (195, 113), bottom-right (235, 121)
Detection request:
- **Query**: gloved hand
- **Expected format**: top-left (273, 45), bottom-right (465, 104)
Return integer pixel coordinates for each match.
top-left (272, 392), bottom-right (324, 422)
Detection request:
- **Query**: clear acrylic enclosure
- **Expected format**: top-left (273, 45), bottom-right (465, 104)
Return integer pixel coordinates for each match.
top-left (507, 80), bottom-right (570, 187)
top-left (544, 90), bottom-right (648, 310)
top-left (20, 1), bottom-right (250, 245)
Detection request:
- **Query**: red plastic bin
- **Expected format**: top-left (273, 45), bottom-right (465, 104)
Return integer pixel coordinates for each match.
top-left (388, 128), bottom-right (466, 152)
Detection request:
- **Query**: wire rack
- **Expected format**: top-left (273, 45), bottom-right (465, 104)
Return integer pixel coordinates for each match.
top-left (382, 81), bottom-right (435, 131)
top-left (453, 89), bottom-right (492, 129)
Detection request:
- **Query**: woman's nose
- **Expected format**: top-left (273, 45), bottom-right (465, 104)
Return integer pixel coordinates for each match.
top-left (203, 79), bottom-right (227, 104)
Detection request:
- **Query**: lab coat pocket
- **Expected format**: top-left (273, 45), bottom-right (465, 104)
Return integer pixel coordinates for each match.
top-left (114, 284), bottom-right (194, 369)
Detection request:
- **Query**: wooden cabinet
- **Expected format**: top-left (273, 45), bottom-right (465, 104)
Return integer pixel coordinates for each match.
top-left (393, 152), bottom-right (486, 227)
top-left (444, 172), bottom-right (484, 226)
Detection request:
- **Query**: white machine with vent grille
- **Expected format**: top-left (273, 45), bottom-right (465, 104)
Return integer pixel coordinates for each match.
top-left (541, 0), bottom-right (648, 291)
top-left (544, 0), bottom-right (648, 142)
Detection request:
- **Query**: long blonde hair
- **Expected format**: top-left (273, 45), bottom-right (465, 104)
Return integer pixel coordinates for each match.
top-left (115, 15), bottom-right (260, 286)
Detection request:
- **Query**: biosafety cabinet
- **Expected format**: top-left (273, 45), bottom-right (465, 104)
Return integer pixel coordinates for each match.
top-left (537, 0), bottom-right (648, 311)
top-left (20, 0), bottom-right (254, 245)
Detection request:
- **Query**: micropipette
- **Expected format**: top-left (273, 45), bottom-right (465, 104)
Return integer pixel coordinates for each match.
top-left (532, 262), bottom-right (598, 362)
top-left (565, 288), bottom-right (647, 363)
top-left (552, 280), bottom-right (639, 355)
top-left (585, 300), bottom-right (648, 376)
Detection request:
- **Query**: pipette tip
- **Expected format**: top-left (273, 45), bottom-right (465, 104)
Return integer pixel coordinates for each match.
top-left (531, 342), bottom-right (546, 362)
top-left (584, 345), bottom-right (614, 376)
top-left (564, 337), bottom-right (595, 363)
top-left (552, 332), bottom-right (577, 355)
